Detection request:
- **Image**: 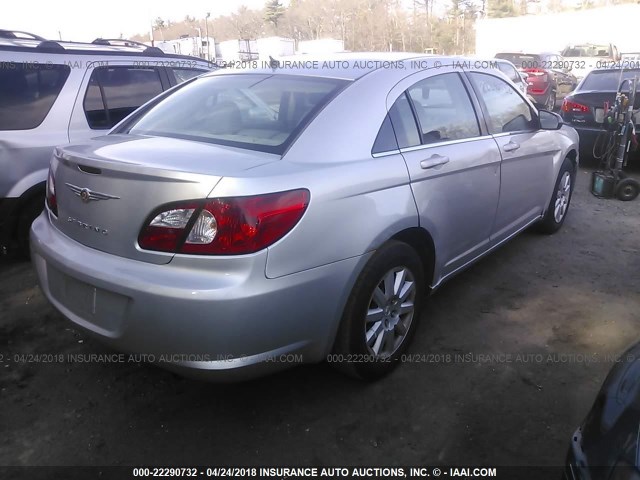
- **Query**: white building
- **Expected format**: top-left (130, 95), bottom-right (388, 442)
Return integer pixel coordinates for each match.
top-left (475, 5), bottom-right (640, 57)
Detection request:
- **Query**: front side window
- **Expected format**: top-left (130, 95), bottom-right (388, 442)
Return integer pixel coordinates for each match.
top-left (128, 74), bottom-right (348, 154)
top-left (469, 72), bottom-right (536, 134)
top-left (407, 73), bottom-right (480, 144)
top-left (83, 67), bottom-right (164, 129)
top-left (0, 63), bottom-right (70, 130)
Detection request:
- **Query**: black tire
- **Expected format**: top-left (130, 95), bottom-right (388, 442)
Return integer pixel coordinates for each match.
top-left (16, 195), bottom-right (45, 259)
top-left (537, 157), bottom-right (575, 234)
top-left (615, 178), bottom-right (640, 202)
top-left (331, 240), bottom-right (426, 380)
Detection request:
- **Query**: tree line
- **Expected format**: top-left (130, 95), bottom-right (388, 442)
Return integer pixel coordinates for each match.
top-left (131, 0), bottom-right (637, 55)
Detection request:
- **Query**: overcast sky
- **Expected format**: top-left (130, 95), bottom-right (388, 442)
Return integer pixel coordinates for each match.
top-left (3, 0), bottom-right (271, 42)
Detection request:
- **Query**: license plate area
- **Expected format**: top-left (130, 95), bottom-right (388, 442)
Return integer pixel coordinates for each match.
top-left (595, 108), bottom-right (604, 123)
top-left (47, 264), bottom-right (130, 333)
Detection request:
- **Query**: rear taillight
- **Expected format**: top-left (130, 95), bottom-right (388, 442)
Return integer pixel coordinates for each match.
top-left (523, 68), bottom-right (547, 77)
top-left (138, 189), bottom-right (310, 255)
top-left (561, 99), bottom-right (589, 113)
top-left (46, 167), bottom-right (57, 216)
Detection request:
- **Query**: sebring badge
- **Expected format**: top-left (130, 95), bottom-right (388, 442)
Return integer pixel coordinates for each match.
top-left (65, 183), bottom-right (120, 203)
top-left (67, 217), bottom-right (108, 235)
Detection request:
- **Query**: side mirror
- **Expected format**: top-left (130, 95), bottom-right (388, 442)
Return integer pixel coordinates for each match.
top-left (519, 71), bottom-right (529, 81)
top-left (539, 109), bottom-right (563, 130)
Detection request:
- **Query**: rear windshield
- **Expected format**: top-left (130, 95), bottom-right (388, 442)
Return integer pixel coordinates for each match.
top-left (128, 73), bottom-right (348, 154)
top-left (562, 45), bottom-right (610, 57)
top-left (580, 69), bottom-right (640, 91)
top-left (0, 63), bottom-right (70, 130)
top-left (494, 54), bottom-right (541, 69)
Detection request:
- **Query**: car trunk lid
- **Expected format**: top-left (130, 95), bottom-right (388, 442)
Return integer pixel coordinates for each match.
top-left (561, 91), bottom-right (640, 129)
top-left (50, 134), bottom-right (279, 264)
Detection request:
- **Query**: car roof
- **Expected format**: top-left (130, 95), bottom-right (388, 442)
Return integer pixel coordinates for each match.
top-left (208, 52), bottom-right (480, 81)
top-left (496, 51), bottom-right (558, 56)
top-left (0, 37), bottom-right (211, 64)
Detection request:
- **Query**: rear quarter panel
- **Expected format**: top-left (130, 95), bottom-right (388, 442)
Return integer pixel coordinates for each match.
top-left (209, 68), bottom-right (420, 279)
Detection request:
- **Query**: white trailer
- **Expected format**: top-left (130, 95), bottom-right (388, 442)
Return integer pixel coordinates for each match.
top-left (475, 5), bottom-right (640, 57)
top-left (154, 36), bottom-right (214, 60)
top-left (256, 36), bottom-right (295, 60)
top-left (297, 39), bottom-right (345, 55)
top-left (217, 39), bottom-right (258, 62)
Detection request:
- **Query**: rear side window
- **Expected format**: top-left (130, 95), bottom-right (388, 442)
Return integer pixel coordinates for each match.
top-left (0, 63), bottom-right (70, 130)
top-left (83, 67), bottom-right (164, 129)
top-left (580, 69), bottom-right (640, 91)
top-left (494, 53), bottom-right (541, 69)
top-left (172, 68), bottom-right (208, 84)
top-left (128, 74), bottom-right (348, 155)
top-left (372, 115), bottom-right (398, 154)
top-left (372, 94), bottom-right (422, 153)
top-left (407, 73), bottom-right (480, 144)
top-left (469, 72), bottom-right (536, 134)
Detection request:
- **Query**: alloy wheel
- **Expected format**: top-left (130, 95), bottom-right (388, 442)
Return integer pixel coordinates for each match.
top-left (554, 171), bottom-right (572, 223)
top-left (364, 266), bottom-right (416, 358)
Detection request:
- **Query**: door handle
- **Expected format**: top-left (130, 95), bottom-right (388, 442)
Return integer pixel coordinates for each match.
top-left (420, 154), bottom-right (450, 169)
top-left (503, 141), bottom-right (520, 152)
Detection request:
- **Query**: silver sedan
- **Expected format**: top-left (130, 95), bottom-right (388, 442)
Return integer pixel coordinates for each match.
top-left (31, 53), bottom-right (579, 381)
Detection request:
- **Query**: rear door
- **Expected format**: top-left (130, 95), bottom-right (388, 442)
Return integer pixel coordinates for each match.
top-left (68, 62), bottom-right (170, 143)
top-left (386, 68), bottom-right (501, 281)
top-left (467, 71), bottom-right (556, 243)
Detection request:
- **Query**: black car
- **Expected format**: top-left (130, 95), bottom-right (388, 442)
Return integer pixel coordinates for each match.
top-left (566, 342), bottom-right (640, 479)
top-left (560, 68), bottom-right (640, 161)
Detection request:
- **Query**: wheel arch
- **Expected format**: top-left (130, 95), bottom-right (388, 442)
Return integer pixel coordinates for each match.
top-left (566, 148), bottom-right (578, 171)
top-left (5, 181), bottom-right (46, 245)
top-left (390, 227), bottom-right (436, 292)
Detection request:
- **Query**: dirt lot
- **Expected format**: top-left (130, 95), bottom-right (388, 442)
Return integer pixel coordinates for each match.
top-left (1, 165), bottom-right (639, 468)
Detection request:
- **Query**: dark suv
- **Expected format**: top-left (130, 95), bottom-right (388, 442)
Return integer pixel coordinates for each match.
top-left (0, 33), bottom-right (213, 256)
top-left (495, 52), bottom-right (578, 110)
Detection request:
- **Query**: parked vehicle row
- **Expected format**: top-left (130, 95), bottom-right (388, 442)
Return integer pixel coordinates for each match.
top-left (0, 35), bottom-right (213, 256)
top-left (495, 52), bottom-right (578, 110)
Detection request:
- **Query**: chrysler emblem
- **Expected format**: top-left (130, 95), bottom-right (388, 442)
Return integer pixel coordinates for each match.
top-left (65, 183), bottom-right (120, 203)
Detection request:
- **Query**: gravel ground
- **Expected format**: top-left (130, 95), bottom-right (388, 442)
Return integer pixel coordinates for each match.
top-left (1, 165), bottom-right (639, 468)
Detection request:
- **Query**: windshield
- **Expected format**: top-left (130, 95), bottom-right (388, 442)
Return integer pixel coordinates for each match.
top-left (580, 69), bottom-right (640, 91)
top-left (128, 73), bottom-right (349, 155)
top-left (494, 53), bottom-right (541, 69)
top-left (562, 45), bottom-right (610, 57)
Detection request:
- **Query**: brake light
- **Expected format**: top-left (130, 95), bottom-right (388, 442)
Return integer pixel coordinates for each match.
top-left (46, 167), bottom-right (57, 216)
top-left (138, 189), bottom-right (310, 255)
top-left (523, 68), bottom-right (547, 76)
top-left (561, 99), bottom-right (589, 113)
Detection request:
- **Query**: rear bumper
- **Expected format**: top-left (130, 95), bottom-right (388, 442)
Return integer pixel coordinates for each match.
top-left (31, 212), bottom-right (366, 381)
top-left (567, 125), bottom-right (604, 157)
